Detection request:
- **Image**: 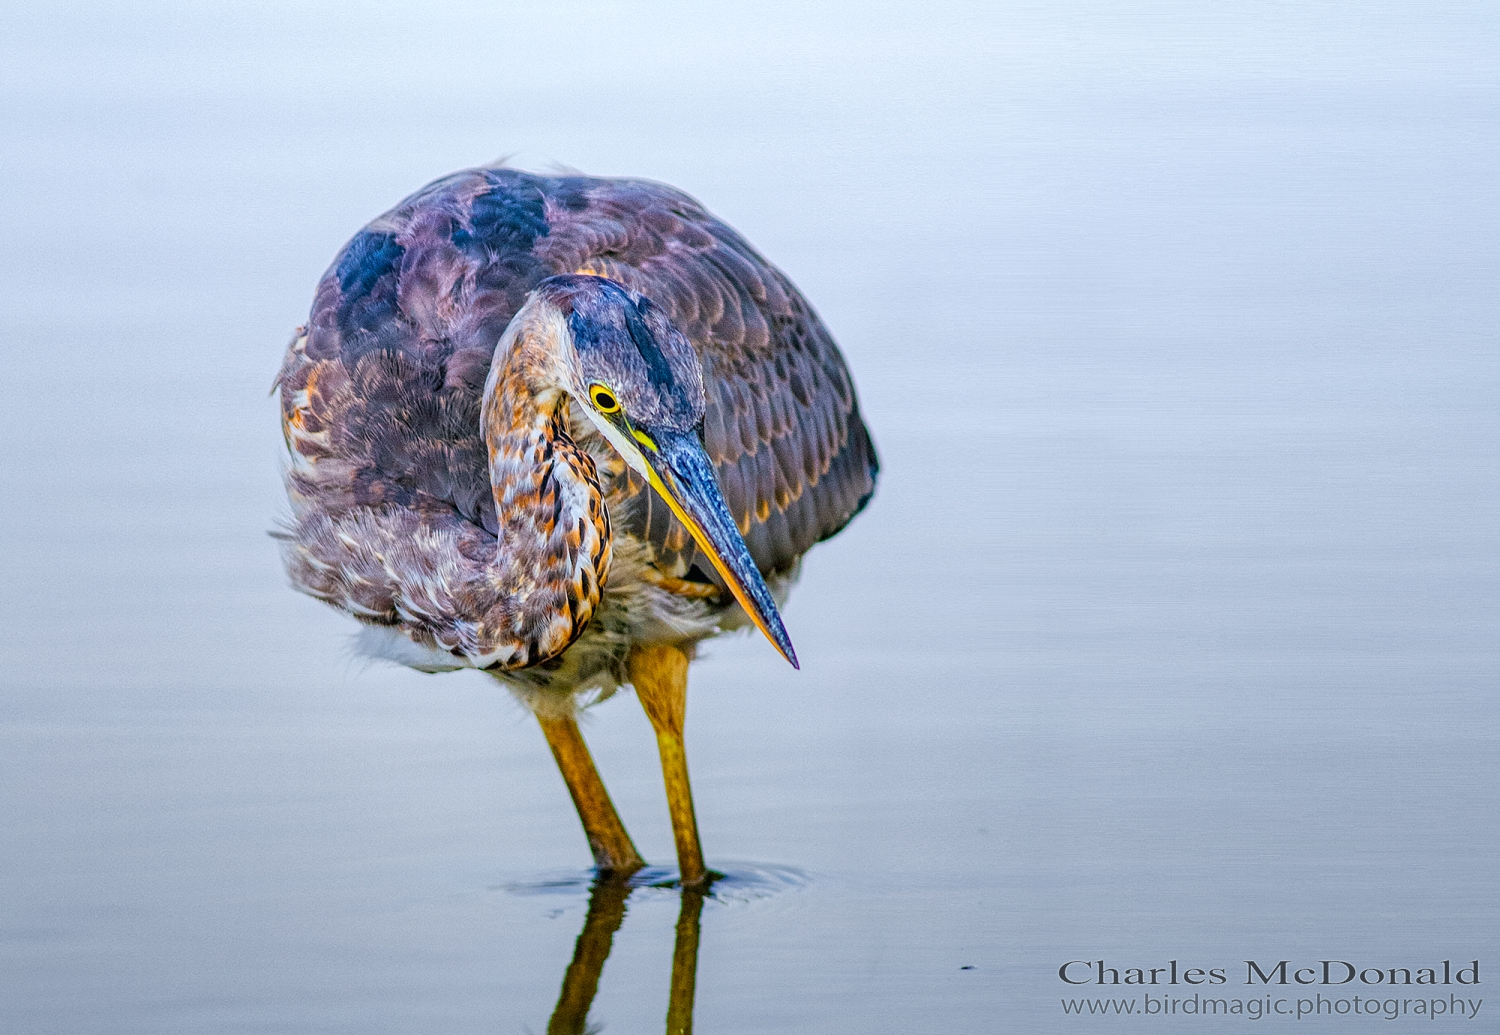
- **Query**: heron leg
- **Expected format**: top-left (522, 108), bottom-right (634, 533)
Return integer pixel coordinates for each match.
top-left (536, 713), bottom-right (645, 874)
top-left (546, 876), bottom-right (631, 1035)
top-left (666, 886), bottom-right (706, 1034)
top-left (628, 644), bottom-right (708, 887)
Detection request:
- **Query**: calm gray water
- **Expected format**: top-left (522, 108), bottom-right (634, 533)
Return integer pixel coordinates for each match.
top-left (2, 2), bottom-right (1497, 1031)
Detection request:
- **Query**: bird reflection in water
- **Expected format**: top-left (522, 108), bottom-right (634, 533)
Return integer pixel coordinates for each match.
top-left (545, 876), bottom-right (707, 1035)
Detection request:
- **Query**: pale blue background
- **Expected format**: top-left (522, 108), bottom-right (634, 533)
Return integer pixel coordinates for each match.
top-left (2, 2), bottom-right (1497, 1031)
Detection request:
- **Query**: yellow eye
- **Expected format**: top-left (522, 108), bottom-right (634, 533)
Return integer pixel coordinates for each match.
top-left (589, 384), bottom-right (620, 414)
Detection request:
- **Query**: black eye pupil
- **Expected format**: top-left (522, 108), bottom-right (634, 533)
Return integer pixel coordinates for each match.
top-left (596, 391), bottom-right (615, 409)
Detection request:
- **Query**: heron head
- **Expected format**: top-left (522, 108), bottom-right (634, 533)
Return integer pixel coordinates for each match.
top-left (533, 274), bottom-right (797, 668)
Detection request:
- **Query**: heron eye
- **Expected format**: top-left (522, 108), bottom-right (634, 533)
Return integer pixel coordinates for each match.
top-left (589, 384), bottom-right (620, 414)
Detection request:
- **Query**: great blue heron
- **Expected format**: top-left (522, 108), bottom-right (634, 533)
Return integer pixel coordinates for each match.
top-left (276, 165), bottom-right (878, 886)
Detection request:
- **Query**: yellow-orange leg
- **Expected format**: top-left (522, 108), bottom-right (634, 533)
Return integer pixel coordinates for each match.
top-left (536, 713), bottom-right (645, 874)
top-left (666, 886), bottom-right (706, 1034)
top-left (629, 644), bottom-right (707, 887)
top-left (546, 877), bottom-right (631, 1035)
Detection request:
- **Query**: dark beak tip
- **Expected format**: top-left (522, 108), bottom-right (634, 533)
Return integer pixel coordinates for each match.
top-left (775, 633), bottom-right (799, 670)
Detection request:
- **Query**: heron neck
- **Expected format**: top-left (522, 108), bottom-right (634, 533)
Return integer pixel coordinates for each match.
top-left (477, 332), bottom-right (611, 669)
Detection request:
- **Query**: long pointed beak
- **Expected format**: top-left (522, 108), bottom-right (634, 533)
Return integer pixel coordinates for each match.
top-left (640, 430), bottom-right (798, 668)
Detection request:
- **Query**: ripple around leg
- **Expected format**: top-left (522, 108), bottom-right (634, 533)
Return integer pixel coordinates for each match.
top-left (494, 861), bottom-right (811, 903)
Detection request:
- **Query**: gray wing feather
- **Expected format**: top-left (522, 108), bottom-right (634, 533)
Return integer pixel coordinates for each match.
top-left (541, 176), bottom-right (878, 578)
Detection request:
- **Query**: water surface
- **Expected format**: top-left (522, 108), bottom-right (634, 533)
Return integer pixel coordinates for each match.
top-left (2, 2), bottom-right (1497, 1030)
